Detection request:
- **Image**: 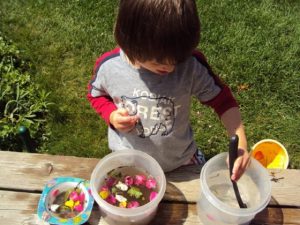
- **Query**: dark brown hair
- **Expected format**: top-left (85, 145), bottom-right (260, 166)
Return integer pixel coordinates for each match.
top-left (114, 0), bottom-right (200, 64)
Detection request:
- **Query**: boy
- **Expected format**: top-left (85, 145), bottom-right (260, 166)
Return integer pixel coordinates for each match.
top-left (87, 0), bottom-right (249, 181)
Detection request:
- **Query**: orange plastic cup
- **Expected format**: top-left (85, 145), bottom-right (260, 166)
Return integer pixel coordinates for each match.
top-left (251, 139), bottom-right (289, 169)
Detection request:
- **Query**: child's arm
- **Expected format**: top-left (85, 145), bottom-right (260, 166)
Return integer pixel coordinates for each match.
top-left (109, 108), bottom-right (139, 132)
top-left (220, 107), bottom-right (250, 181)
top-left (87, 47), bottom-right (138, 132)
top-left (193, 50), bottom-right (250, 180)
top-left (202, 85), bottom-right (249, 181)
top-left (87, 94), bottom-right (117, 125)
top-left (87, 94), bottom-right (138, 132)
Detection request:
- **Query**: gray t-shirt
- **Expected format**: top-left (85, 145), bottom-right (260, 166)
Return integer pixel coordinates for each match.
top-left (90, 50), bottom-right (221, 172)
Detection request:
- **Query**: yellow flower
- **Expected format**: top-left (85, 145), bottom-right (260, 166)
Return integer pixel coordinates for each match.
top-left (65, 199), bottom-right (75, 209)
top-left (119, 201), bottom-right (127, 208)
top-left (99, 190), bottom-right (109, 199)
top-left (74, 200), bottom-right (80, 206)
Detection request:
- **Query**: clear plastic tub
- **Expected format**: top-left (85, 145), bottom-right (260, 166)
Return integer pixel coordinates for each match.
top-left (90, 150), bottom-right (166, 225)
top-left (197, 152), bottom-right (272, 225)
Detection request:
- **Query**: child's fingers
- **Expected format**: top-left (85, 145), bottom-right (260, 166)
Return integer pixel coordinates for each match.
top-left (226, 155), bottom-right (243, 180)
top-left (118, 124), bottom-right (135, 132)
top-left (117, 115), bottom-right (136, 124)
top-left (231, 157), bottom-right (243, 181)
top-left (118, 108), bottom-right (129, 116)
top-left (231, 154), bottom-right (250, 181)
top-left (112, 109), bottom-right (139, 132)
top-left (118, 112), bottom-right (138, 125)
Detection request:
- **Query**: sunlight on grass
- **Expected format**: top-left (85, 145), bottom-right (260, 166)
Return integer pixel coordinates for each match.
top-left (1, 0), bottom-right (299, 167)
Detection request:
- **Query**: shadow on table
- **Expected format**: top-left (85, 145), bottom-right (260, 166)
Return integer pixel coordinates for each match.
top-left (87, 205), bottom-right (101, 224)
top-left (165, 164), bottom-right (203, 182)
top-left (164, 164), bottom-right (203, 202)
top-left (151, 165), bottom-right (204, 224)
top-left (250, 196), bottom-right (283, 225)
top-left (151, 182), bottom-right (189, 225)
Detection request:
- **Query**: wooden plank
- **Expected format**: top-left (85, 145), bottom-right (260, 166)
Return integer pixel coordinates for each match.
top-left (1, 190), bottom-right (299, 225)
top-left (97, 202), bottom-right (202, 225)
top-left (268, 169), bottom-right (300, 207)
top-left (165, 164), bottom-right (202, 203)
top-left (0, 151), bottom-right (299, 207)
top-left (252, 207), bottom-right (300, 225)
top-left (164, 164), bottom-right (300, 207)
top-left (153, 204), bottom-right (300, 225)
top-left (0, 151), bottom-right (99, 192)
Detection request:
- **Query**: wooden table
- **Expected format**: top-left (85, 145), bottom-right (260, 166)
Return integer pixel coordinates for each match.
top-left (0, 151), bottom-right (299, 225)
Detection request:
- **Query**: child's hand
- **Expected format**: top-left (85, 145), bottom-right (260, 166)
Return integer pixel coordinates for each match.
top-left (109, 108), bottom-right (139, 133)
top-left (229, 149), bottom-right (250, 181)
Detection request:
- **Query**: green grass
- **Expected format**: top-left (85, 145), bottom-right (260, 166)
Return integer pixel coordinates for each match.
top-left (1, 0), bottom-right (299, 168)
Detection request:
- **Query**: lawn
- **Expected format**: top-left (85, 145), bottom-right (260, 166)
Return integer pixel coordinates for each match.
top-left (0, 0), bottom-right (299, 168)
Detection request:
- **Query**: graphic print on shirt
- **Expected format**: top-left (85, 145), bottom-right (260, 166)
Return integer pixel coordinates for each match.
top-left (120, 95), bottom-right (175, 138)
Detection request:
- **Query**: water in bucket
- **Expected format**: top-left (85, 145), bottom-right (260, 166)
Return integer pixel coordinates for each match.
top-left (90, 150), bottom-right (166, 225)
top-left (208, 169), bottom-right (261, 208)
top-left (197, 153), bottom-right (271, 225)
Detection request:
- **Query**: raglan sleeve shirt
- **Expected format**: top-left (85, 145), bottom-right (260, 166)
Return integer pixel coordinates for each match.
top-left (87, 48), bottom-right (120, 125)
top-left (191, 51), bottom-right (238, 117)
top-left (87, 49), bottom-right (238, 125)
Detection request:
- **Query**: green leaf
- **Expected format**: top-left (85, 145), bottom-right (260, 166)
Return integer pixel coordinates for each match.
top-left (111, 187), bottom-right (117, 194)
top-left (127, 187), bottom-right (143, 199)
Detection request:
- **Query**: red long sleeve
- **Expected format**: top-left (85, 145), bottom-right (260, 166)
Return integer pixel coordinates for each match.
top-left (192, 50), bottom-right (239, 117)
top-left (87, 48), bottom-right (120, 125)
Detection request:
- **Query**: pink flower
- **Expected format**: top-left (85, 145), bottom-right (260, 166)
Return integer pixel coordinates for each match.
top-left (127, 201), bottom-right (140, 208)
top-left (100, 185), bottom-right (109, 191)
top-left (51, 189), bottom-right (59, 197)
top-left (74, 204), bottom-right (84, 212)
top-left (124, 176), bottom-right (134, 186)
top-left (106, 194), bottom-right (117, 205)
top-left (105, 177), bottom-right (116, 188)
top-left (145, 177), bottom-right (157, 189)
top-left (78, 192), bottom-right (85, 202)
top-left (149, 191), bottom-right (157, 202)
top-left (134, 174), bottom-right (146, 186)
top-left (69, 191), bottom-right (79, 201)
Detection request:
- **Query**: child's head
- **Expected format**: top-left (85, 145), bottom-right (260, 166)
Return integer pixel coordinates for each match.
top-left (114, 0), bottom-right (200, 65)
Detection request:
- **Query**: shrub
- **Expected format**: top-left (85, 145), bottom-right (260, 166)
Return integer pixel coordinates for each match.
top-left (0, 35), bottom-right (52, 151)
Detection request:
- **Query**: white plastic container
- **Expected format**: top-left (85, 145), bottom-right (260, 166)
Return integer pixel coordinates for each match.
top-left (90, 150), bottom-right (166, 225)
top-left (197, 152), bottom-right (272, 225)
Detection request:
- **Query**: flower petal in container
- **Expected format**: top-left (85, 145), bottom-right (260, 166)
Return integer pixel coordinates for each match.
top-left (90, 149), bottom-right (166, 225)
top-left (37, 177), bottom-right (94, 225)
top-left (251, 139), bottom-right (289, 169)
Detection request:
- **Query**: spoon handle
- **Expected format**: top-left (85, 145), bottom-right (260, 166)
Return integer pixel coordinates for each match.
top-left (229, 135), bottom-right (239, 177)
top-left (229, 135), bottom-right (247, 208)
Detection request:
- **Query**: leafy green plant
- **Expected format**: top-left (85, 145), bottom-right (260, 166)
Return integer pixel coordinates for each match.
top-left (0, 35), bottom-right (52, 151)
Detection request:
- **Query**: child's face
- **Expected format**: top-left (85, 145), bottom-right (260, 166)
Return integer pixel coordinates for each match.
top-left (137, 60), bottom-right (175, 75)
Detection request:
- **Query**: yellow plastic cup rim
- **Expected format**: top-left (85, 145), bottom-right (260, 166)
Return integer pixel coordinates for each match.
top-left (251, 139), bottom-right (289, 169)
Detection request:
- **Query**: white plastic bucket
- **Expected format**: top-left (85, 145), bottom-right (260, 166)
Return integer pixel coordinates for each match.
top-left (90, 150), bottom-right (166, 225)
top-left (197, 153), bottom-right (272, 225)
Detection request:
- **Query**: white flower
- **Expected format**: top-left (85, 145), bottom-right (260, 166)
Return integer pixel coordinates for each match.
top-left (116, 181), bottom-right (128, 191)
top-left (50, 204), bottom-right (60, 212)
top-left (115, 194), bottom-right (127, 203)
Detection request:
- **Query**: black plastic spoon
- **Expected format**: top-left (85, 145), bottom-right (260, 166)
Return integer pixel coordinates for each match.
top-left (229, 135), bottom-right (247, 208)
